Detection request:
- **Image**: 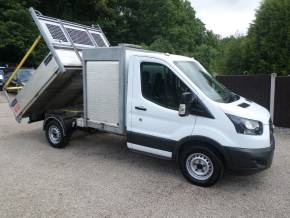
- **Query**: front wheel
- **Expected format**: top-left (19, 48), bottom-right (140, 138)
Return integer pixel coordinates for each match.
top-left (45, 120), bottom-right (71, 148)
top-left (179, 146), bottom-right (224, 187)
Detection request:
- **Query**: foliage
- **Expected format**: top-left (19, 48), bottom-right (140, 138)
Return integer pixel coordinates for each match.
top-left (0, 0), bottom-right (47, 66)
top-left (217, 0), bottom-right (290, 75)
top-left (216, 36), bottom-right (248, 75)
top-left (0, 0), bottom-right (289, 75)
top-left (0, 0), bottom-right (220, 71)
top-left (246, 0), bottom-right (290, 75)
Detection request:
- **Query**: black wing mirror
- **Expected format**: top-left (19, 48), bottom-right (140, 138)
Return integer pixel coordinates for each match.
top-left (179, 92), bottom-right (197, 117)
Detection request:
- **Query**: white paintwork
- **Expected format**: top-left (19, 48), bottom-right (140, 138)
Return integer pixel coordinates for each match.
top-left (122, 48), bottom-right (271, 153)
top-left (127, 143), bottom-right (172, 158)
top-left (128, 56), bottom-right (195, 142)
top-left (217, 97), bottom-right (270, 125)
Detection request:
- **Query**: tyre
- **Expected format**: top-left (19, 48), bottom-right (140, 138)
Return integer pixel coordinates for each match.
top-left (45, 120), bottom-right (71, 148)
top-left (179, 145), bottom-right (224, 187)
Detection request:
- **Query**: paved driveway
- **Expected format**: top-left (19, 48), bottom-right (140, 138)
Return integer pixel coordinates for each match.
top-left (0, 92), bottom-right (289, 217)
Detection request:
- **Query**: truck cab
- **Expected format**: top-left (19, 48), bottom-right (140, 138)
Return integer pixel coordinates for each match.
top-left (121, 49), bottom-right (274, 186)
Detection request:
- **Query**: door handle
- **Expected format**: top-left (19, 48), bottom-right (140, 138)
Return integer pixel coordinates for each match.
top-left (135, 106), bottom-right (147, 111)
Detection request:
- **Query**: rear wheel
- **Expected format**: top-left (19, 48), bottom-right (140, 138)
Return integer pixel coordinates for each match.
top-left (179, 146), bottom-right (224, 187)
top-left (45, 120), bottom-right (70, 148)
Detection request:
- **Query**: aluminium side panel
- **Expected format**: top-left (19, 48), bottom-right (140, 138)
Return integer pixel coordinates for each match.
top-left (83, 47), bottom-right (126, 134)
top-left (11, 54), bottom-right (59, 121)
top-left (86, 61), bottom-right (119, 125)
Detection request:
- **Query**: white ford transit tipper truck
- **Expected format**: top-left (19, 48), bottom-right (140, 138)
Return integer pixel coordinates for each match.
top-left (5, 8), bottom-right (274, 186)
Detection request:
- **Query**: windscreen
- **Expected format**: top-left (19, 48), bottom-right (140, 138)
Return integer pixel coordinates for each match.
top-left (175, 61), bottom-right (239, 103)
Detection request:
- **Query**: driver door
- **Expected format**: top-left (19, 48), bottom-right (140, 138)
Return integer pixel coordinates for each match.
top-left (127, 56), bottom-right (196, 158)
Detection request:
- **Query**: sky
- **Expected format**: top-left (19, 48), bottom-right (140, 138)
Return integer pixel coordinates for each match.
top-left (189, 0), bottom-right (263, 37)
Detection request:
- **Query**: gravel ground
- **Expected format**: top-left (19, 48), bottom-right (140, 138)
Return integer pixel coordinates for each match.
top-left (0, 92), bottom-right (289, 218)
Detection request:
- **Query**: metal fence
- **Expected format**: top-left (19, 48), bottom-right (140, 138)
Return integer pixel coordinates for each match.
top-left (216, 74), bottom-right (290, 128)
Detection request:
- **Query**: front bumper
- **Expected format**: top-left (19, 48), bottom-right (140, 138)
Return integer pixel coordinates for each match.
top-left (223, 141), bottom-right (275, 174)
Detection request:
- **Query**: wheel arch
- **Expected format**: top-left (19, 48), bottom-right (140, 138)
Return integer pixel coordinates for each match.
top-left (43, 113), bottom-right (75, 136)
top-left (43, 115), bottom-right (65, 134)
top-left (173, 136), bottom-right (227, 167)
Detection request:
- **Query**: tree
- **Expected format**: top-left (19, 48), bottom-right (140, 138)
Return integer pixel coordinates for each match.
top-left (0, 0), bottom-right (46, 66)
top-left (216, 36), bottom-right (248, 75)
top-left (0, 0), bottom-right (116, 66)
top-left (114, 0), bottom-right (207, 51)
top-left (245, 0), bottom-right (290, 75)
top-left (1, 0), bottom-right (289, 75)
top-left (211, 0), bottom-right (290, 75)
top-left (0, 0), bottom-right (221, 72)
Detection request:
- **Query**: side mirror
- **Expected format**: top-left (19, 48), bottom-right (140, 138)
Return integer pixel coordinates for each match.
top-left (179, 92), bottom-right (197, 117)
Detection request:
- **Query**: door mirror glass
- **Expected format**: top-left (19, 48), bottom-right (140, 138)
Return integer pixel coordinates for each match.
top-left (179, 92), bottom-right (196, 117)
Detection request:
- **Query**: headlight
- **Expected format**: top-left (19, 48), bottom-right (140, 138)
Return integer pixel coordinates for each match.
top-left (226, 114), bottom-right (263, 135)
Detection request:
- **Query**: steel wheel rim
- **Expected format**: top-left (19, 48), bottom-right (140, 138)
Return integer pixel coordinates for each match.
top-left (186, 153), bottom-right (214, 181)
top-left (48, 125), bottom-right (61, 144)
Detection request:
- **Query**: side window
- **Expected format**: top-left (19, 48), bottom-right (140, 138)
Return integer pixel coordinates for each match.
top-left (141, 62), bottom-right (189, 110)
